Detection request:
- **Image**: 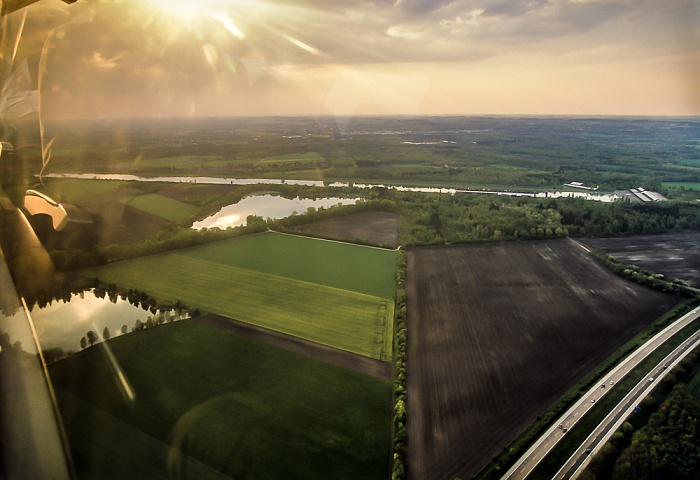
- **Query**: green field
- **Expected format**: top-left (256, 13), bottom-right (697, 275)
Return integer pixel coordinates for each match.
top-left (83, 233), bottom-right (397, 360)
top-left (49, 321), bottom-right (392, 480)
top-left (119, 194), bottom-right (201, 221)
top-left (179, 232), bottom-right (397, 299)
top-left (255, 152), bottom-right (325, 166)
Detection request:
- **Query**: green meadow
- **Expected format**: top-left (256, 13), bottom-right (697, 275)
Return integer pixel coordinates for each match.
top-left (49, 321), bottom-right (392, 480)
top-left (180, 232), bottom-right (397, 299)
top-left (118, 194), bottom-right (201, 222)
top-left (83, 233), bottom-right (397, 360)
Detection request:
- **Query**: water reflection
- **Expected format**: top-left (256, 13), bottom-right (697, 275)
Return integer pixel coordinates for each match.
top-left (192, 194), bottom-right (358, 230)
top-left (30, 290), bottom-right (183, 354)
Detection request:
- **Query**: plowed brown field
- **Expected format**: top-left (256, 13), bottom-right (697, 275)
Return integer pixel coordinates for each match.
top-left (405, 239), bottom-right (678, 480)
top-left (582, 232), bottom-right (700, 287)
top-left (291, 211), bottom-right (399, 247)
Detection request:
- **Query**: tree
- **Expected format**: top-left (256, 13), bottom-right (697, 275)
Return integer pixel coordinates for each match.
top-left (86, 330), bottom-right (98, 346)
top-left (80, 336), bottom-right (87, 349)
top-left (121, 324), bottom-right (128, 335)
top-left (103, 327), bottom-right (110, 341)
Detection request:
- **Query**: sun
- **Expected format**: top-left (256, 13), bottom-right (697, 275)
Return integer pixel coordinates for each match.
top-left (143, 0), bottom-right (246, 38)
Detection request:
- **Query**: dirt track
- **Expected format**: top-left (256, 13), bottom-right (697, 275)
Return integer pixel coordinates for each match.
top-left (195, 313), bottom-right (391, 380)
top-left (405, 239), bottom-right (678, 480)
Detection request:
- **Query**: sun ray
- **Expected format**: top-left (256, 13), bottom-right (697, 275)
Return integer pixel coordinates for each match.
top-left (207, 10), bottom-right (245, 39)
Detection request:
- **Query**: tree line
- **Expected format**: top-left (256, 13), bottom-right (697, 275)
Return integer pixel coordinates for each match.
top-left (396, 192), bottom-right (700, 246)
top-left (392, 252), bottom-right (407, 480)
top-left (590, 249), bottom-right (697, 299)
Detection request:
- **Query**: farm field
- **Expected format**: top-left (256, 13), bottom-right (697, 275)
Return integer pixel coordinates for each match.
top-left (82, 233), bottom-right (396, 360)
top-left (118, 193), bottom-right (201, 222)
top-left (45, 178), bottom-right (127, 202)
top-left (48, 319), bottom-right (392, 480)
top-left (44, 178), bottom-right (221, 245)
top-left (582, 232), bottom-right (700, 287)
top-left (404, 239), bottom-right (679, 480)
top-left (177, 232), bottom-right (397, 299)
top-left (290, 211), bottom-right (400, 248)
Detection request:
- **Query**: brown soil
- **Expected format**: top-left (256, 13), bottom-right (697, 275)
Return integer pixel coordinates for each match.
top-left (405, 239), bottom-right (678, 480)
top-left (291, 211), bottom-right (399, 247)
top-left (582, 232), bottom-right (700, 287)
top-left (195, 313), bottom-right (391, 380)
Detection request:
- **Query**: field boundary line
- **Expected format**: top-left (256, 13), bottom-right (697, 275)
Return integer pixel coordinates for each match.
top-left (268, 229), bottom-right (399, 251)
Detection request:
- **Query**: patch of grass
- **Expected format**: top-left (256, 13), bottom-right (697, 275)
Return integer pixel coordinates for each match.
top-left (118, 194), bottom-right (201, 222)
top-left (82, 237), bottom-right (395, 360)
top-left (49, 321), bottom-right (392, 480)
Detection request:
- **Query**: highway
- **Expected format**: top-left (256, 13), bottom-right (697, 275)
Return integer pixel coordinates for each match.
top-left (501, 304), bottom-right (700, 480)
top-left (556, 330), bottom-right (700, 479)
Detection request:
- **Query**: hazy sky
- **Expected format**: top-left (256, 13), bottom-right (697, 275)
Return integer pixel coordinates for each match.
top-left (7, 0), bottom-right (700, 118)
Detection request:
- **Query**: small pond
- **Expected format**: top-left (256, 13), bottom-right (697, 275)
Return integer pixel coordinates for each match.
top-left (192, 194), bottom-right (358, 230)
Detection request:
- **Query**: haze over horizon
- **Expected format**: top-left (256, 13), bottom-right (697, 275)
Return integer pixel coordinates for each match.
top-left (8, 0), bottom-right (700, 119)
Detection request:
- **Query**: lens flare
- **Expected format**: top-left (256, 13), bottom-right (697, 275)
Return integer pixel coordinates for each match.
top-left (146, 0), bottom-right (201, 19)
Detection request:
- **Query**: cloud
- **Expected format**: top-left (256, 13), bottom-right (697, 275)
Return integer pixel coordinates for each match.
top-left (5, 0), bottom-right (697, 117)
